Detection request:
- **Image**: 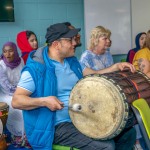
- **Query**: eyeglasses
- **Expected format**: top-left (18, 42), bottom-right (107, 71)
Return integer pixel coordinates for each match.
top-left (59, 37), bottom-right (76, 44)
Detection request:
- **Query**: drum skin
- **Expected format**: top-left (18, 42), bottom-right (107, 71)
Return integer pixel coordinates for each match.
top-left (69, 74), bottom-right (128, 139)
top-left (69, 70), bottom-right (150, 140)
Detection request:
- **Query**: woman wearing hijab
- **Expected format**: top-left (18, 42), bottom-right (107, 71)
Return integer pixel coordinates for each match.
top-left (17, 30), bottom-right (38, 64)
top-left (0, 42), bottom-right (24, 95)
top-left (126, 32), bottom-right (146, 64)
top-left (0, 42), bottom-right (30, 148)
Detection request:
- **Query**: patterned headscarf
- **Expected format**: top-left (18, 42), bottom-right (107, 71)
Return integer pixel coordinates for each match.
top-left (1, 42), bottom-right (21, 69)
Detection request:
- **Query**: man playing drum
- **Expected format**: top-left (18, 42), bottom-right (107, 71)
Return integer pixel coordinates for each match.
top-left (12, 23), bottom-right (136, 150)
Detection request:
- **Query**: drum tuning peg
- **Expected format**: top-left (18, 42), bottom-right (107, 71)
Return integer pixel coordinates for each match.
top-left (69, 103), bottom-right (82, 112)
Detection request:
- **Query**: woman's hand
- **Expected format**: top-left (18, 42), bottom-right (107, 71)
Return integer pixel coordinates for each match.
top-left (113, 62), bottom-right (136, 73)
top-left (83, 62), bottom-right (136, 76)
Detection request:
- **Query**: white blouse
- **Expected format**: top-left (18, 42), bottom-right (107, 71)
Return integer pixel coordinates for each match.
top-left (0, 58), bottom-right (24, 136)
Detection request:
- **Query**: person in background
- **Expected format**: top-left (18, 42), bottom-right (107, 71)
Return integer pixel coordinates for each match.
top-left (16, 30), bottom-right (38, 64)
top-left (63, 22), bottom-right (81, 47)
top-left (12, 23), bottom-right (135, 150)
top-left (133, 30), bottom-right (150, 78)
top-left (133, 30), bottom-right (150, 150)
top-left (0, 42), bottom-right (31, 148)
top-left (106, 33), bottom-right (144, 150)
top-left (0, 42), bottom-right (22, 95)
top-left (80, 26), bottom-right (113, 70)
top-left (126, 32), bottom-right (146, 64)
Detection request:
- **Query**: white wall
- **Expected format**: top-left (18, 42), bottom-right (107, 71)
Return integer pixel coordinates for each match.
top-left (131, 0), bottom-right (150, 47)
top-left (84, 0), bottom-right (150, 54)
top-left (84, 0), bottom-right (131, 54)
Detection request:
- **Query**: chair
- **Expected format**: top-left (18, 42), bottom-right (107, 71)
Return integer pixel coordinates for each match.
top-left (53, 144), bottom-right (79, 150)
top-left (121, 58), bottom-right (126, 62)
top-left (7, 144), bottom-right (79, 150)
top-left (131, 98), bottom-right (150, 150)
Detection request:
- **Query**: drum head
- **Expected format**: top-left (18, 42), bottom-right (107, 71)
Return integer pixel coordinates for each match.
top-left (69, 75), bottom-right (129, 140)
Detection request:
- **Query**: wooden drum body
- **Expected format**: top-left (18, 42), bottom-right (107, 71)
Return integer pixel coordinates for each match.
top-left (0, 102), bottom-right (9, 131)
top-left (0, 119), bottom-right (7, 150)
top-left (0, 135), bottom-right (7, 150)
top-left (69, 70), bottom-right (150, 140)
top-left (0, 102), bottom-right (9, 150)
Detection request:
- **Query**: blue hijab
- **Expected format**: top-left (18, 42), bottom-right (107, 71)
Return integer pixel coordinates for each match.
top-left (126, 32), bottom-right (146, 63)
top-left (133, 32), bottom-right (146, 52)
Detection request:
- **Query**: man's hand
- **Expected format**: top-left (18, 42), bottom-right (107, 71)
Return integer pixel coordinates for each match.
top-left (12, 87), bottom-right (64, 111)
top-left (42, 96), bottom-right (64, 111)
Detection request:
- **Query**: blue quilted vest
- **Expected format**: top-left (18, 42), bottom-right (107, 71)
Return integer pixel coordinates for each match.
top-left (22, 46), bottom-right (83, 150)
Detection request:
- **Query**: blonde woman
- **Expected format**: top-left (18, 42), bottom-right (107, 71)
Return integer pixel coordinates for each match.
top-left (80, 26), bottom-right (113, 70)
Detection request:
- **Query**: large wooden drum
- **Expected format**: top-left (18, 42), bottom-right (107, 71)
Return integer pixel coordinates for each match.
top-left (69, 70), bottom-right (150, 140)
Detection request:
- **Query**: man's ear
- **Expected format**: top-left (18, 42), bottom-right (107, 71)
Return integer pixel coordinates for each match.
top-left (52, 41), bottom-right (60, 49)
